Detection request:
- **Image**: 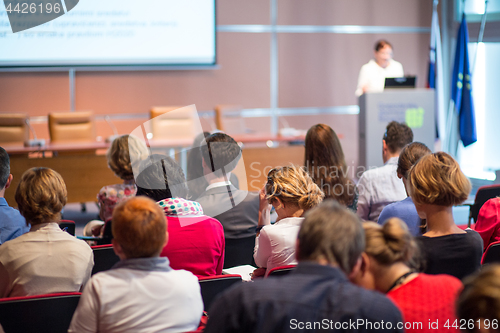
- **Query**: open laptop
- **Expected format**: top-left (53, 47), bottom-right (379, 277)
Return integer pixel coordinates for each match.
top-left (384, 76), bottom-right (417, 89)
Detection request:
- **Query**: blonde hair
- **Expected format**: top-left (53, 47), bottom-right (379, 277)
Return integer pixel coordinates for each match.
top-left (363, 218), bottom-right (418, 266)
top-left (408, 152), bottom-right (471, 206)
top-left (112, 196), bottom-right (167, 259)
top-left (458, 264), bottom-right (500, 331)
top-left (265, 165), bottom-right (324, 211)
top-left (107, 135), bottom-right (148, 181)
top-left (15, 167), bottom-right (67, 225)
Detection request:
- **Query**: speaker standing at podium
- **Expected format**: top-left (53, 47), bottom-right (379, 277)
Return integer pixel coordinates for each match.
top-left (355, 40), bottom-right (404, 97)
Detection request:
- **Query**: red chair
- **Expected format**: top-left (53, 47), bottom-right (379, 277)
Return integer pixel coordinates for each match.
top-left (482, 241), bottom-right (500, 265)
top-left (468, 184), bottom-right (500, 227)
top-left (0, 292), bottom-right (81, 333)
top-left (59, 219), bottom-right (76, 236)
top-left (91, 244), bottom-right (120, 275)
top-left (266, 264), bottom-right (297, 277)
top-left (198, 274), bottom-right (242, 311)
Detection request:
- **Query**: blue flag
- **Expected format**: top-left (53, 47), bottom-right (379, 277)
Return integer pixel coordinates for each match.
top-left (451, 14), bottom-right (477, 147)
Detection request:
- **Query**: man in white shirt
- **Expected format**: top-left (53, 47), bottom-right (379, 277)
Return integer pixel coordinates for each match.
top-left (356, 121), bottom-right (413, 222)
top-left (68, 196), bottom-right (203, 333)
top-left (355, 40), bottom-right (404, 96)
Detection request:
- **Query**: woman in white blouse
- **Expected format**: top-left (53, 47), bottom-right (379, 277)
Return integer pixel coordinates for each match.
top-left (254, 166), bottom-right (324, 277)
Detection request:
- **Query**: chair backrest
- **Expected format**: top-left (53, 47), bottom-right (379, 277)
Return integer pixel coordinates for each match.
top-left (198, 274), bottom-right (242, 311)
top-left (214, 105), bottom-right (246, 135)
top-left (0, 113), bottom-right (29, 146)
top-left (223, 236), bottom-right (256, 269)
top-left (482, 241), bottom-right (500, 265)
top-left (48, 111), bottom-right (95, 143)
top-left (59, 220), bottom-right (76, 236)
top-left (150, 106), bottom-right (198, 140)
top-left (0, 292), bottom-right (81, 333)
top-left (471, 185), bottom-right (500, 223)
top-left (91, 244), bottom-right (120, 275)
top-left (267, 265), bottom-right (297, 277)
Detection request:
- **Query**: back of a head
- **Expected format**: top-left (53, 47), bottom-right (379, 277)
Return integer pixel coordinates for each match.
top-left (363, 218), bottom-right (418, 266)
top-left (112, 196), bottom-right (167, 259)
top-left (304, 124), bottom-right (356, 206)
top-left (0, 147), bottom-right (10, 190)
top-left (458, 264), bottom-right (500, 332)
top-left (396, 142), bottom-right (431, 179)
top-left (107, 134), bottom-right (149, 181)
top-left (297, 200), bottom-right (365, 274)
top-left (409, 152), bottom-right (471, 206)
top-left (187, 131), bottom-right (211, 181)
top-left (15, 167), bottom-right (67, 225)
top-left (136, 155), bottom-right (188, 202)
top-left (383, 121), bottom-right (414, 154)
top-left (265, 165), bottom-right (324, 211)
top-left (200, 133), bottom-right (241, 176)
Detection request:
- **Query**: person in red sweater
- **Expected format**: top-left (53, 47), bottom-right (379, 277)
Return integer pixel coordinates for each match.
top-left (351, 218), bottom-right (463, 333)
top-left (474, 197), bottom-right (500, 251)
top-left (135, 155), bottom-right (225, 277)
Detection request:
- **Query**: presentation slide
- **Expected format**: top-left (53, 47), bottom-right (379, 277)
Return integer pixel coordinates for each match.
top-left (0, 0), bottom-right (216, 67)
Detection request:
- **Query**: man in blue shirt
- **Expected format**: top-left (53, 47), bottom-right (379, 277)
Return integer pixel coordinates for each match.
top-left (0, 147), bottom-right (29, 245)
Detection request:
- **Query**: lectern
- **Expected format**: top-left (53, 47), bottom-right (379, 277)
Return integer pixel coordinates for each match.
top-left (358, 89), bottom-right (435, 169)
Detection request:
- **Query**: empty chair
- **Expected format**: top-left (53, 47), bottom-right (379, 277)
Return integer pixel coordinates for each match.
top-left (266, 264), bottom-right (297, 277)
top-left (482, 241), bottom-right (500, 265)
top-left (91, 244), bottom-right (120, 275)
top-left (0, 113), bottom-right (28, 146)
top-left (223, 236), bottom-right (256, 269)
top-left (198, 274), bottom-right (242, 311)
top-left (48, 111), bottom-right (95, 143)
top-left (0, 292), bottom-right (81, 333)
top-left (214, 105), bottom-right (247, 135)
top-left (149, 106), bottom-right (199, 140)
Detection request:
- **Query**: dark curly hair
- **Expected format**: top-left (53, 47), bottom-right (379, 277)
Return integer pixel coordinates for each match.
top-left (383, 121), bottom-right (413, 154)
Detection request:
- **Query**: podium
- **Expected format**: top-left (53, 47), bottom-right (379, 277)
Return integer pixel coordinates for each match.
top-left (359, 89), bottom-right (435, 169)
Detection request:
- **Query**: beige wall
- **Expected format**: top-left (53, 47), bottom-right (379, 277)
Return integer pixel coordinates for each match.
top-left (0, 0), bottom-right (432, 148)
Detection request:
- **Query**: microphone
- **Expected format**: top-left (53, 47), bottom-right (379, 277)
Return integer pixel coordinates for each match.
top-left (24, 118), bottom-right (46, 147)
top-left (104, 115), bottom-right (120, 143)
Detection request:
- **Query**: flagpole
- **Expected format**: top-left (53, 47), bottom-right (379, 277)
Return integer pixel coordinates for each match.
top-left (471, 0), bottom-right (488, 75)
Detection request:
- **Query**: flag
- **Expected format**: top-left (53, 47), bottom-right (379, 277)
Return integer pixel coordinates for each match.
top-left (451, 13), bottom-right (477, 147)
top-left (427, 1), bottom-right (445, 142)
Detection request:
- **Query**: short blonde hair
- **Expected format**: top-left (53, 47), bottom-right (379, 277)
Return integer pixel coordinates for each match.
top-left (107, 135), bottom-right (148, 181)
top-left (112, 196), bottom-right (167, 259)
top-left (363, 218), bottom-right (418, 266)
top-left (458, 264), bottom-right (500, 332)
top-left (15, 167), bottom-right (67, 225)
top-left (265, 165), bottom-right (324, 211)
top-left (408, 152), bottom-right (471, 206)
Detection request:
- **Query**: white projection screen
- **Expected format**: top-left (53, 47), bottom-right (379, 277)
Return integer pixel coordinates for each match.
top-left (0, 0), bottom-right (216, 68)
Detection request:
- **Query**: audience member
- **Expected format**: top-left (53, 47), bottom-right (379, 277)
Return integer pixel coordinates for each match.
top-left (68, 196), bottom-right (203, 333)
top-left (357, 121), bottom-right (413, 222)
top-left (353, 218), bottom-right (462, 333)
top-left (204, 201), bottom-right (403, 333)
top-left (305, 124), bottom-right (358, 211)
top-left (378, 142), bottom-right (431, 236)
top-left (97, 135), bottom-right (148, 221)
top-left (0, 146), bottom-right (29, 245)
top-left (0, 167), bottom-right (93, 298)
top-left (473, 197), bottom-right (500, 251)
top-left (196, 132), bottom-right (258, 239)
top-left (136, 155), bottom-right (225, 277)
top-left (253, 166), bottom-right (323, 276)
top-left (409, 152), bottom-right (482, 280)
top-left (457, 264), bottom-right (500, 333)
